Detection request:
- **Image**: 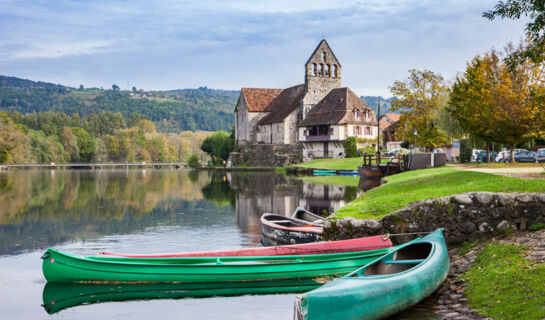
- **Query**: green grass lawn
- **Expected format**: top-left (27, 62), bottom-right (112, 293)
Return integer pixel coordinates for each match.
top-left (335, 166), bottom-right (545, 219)
top-left (463, 244), bottom-right (545, 319)
top-left (297, 175), bottom-right (359, 187)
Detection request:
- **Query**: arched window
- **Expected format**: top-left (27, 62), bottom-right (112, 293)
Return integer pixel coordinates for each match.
top-left (333, 65), bottom-right (338, 78)
top-left (312, 64), bottom-right (317, 76)
top-left (322, 52), bottom-right (326, 62)
top-left (326, 64), bottom-right (331, 77)
top-left (319, 64), bottom-right (324, 76)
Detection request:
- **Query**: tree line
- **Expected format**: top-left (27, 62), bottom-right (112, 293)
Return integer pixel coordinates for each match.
top-left (388, 1), bottom-right (545, 162)
top-left (0, 111), bottom-right (213, 164)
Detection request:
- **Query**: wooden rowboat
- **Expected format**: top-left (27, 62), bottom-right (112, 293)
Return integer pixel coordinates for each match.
top-left (42, 280), bottom-right (323, 314)
top-left (41, 246), bottom-right (393, 284)
top-left (261, 213), bottom-right (322, 244)
top-left (294, 229), bottom-right (449, 320)
top-left (101, 235), bottom-right (392, 258)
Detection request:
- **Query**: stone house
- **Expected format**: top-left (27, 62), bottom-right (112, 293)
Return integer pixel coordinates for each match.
top-left (379, 113), bottom-right (402, 151)
top-left (234, 39), bottom-right (377, 160)
top-left (297, 88), bottom-right (377, 159)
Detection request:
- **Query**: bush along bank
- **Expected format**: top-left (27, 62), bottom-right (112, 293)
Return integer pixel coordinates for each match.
top-left (324, 192), bottom-right (545, 245)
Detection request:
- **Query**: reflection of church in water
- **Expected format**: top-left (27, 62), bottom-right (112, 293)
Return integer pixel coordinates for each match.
top-left (226, 172), bottom-right (358, 238)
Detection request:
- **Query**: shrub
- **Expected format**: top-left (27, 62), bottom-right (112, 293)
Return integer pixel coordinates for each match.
top-left (187, 153), bottom-right (200, 168)
top-left (530, 222), bottom-right (545, 231)
top-left (460, 139), bottom-right (472, 163)
top-left (343, 137), bottom-right (358, 157)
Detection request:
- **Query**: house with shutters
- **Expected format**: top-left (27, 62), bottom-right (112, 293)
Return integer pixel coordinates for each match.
top-left (234, 39), bottom-right (377, 161)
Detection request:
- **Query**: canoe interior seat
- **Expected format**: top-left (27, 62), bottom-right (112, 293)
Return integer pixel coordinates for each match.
top-left (355, 242), bottom-right (432, 277)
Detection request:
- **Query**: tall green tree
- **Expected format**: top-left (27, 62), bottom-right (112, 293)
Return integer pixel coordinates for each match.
top-left (389, 69), bottom-right (448, 150)
top-left (484, 1), bottom-right (545, 64)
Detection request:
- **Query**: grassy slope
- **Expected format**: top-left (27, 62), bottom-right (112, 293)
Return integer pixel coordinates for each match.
top-left (335, 166), bottom-right (545, 219)
top-left (463, 244), bottom-right (545, 319)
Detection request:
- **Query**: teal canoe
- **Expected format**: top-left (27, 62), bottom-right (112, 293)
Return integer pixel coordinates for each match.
top-left (42, 280), bottom-right (323, 314)
top-left (294, 229), bottom-right (449, 320)
top-left (313, 170), bottom-right (336, 176)
top-left (41, 247), bottom-right (393, 283)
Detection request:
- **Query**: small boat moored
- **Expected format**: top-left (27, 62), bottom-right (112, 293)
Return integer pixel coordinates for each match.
top-left (41, 246), bottom-right (394, 284)
top-left (101, 232), bottom-right (392, 258)
top-left (261, 213), bottom-right (322, 244)
top-left (313, 169), bottom-right (336, 176)
top-left (338, 170), bottom-right (359, 176)
top-left (294, 229), bottom-right (449, 320)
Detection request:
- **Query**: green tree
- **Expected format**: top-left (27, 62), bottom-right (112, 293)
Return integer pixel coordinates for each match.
top-left (484, 1), bottom-right (545, 64)
top-left (71, 127), bottom-right (96, 162)
top-left (187, 153), bottom-right (200, 168)
top-left (389, 69), bottom-right (448, 150)
top-left (104, 134), bottom-right (120, 161)
top-left (60, 126), bottom-right (79, 162)
top-left (112, 84), bottom-right (120, 91)
top-left (343, 136), bottom-right (358, 157)
top-left (200, 131), bottom-right (232, 165)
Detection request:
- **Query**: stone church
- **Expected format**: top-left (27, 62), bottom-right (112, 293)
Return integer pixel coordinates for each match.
top-left (234, 40), bottom-right (377, 161)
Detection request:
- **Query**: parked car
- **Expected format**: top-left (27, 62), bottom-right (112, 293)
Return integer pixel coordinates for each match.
top-left (471, 149), bottom-right (485, 162)
top-left (495, 151), bottom-right (509, 162)
top-left (433, 148), bottom-right (444, 153)
top-left (385, 148), bottom-right (408, 156)
top-left (476, 151), bottom-right (498, 163)
top-left (498, 149), bottom-right (528, 163)
top-left (535, 148), bottom-right (545, 163)
top-left (514, 150), bottom-right (535, 163)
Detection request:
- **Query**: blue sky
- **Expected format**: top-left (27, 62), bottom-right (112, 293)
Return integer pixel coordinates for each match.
top-left (0, 0), bottom-right (526, 96)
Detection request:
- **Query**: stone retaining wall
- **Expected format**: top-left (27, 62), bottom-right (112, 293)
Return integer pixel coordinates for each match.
top-left (228, 143), bottom-right (302, 167)
top-left (324, 192), bottom-right (545, 244)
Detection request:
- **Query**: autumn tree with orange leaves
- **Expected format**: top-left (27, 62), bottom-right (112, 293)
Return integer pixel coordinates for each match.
top-left (449, 45), bottom-right (545, 162)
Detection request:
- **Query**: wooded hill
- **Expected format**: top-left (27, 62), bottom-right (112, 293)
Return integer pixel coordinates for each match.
top-left (0, 76), bottom-right (238, 132)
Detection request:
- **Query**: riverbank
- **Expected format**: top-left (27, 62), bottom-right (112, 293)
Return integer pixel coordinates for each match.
top-left (333, 167), bottom-right (545, 219)
top-left (422, 228), bottom-right (545, 320)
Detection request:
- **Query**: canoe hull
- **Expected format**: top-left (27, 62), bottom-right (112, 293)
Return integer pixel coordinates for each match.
top-left (42, 247), bottom-right (392, 284)
top-left (295, 229), bottom-right (449, 320)
top-left (261, 213), bottom-right (322, 244)
top-left (101, 235), bottom-right (392, 258)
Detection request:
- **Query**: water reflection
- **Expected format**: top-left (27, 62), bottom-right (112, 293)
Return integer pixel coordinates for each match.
top-left (0, 170), bottom-right (357, 255)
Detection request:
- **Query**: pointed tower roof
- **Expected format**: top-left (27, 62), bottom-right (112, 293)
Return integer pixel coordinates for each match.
top-left (305, 39), bottom-right (341, 67)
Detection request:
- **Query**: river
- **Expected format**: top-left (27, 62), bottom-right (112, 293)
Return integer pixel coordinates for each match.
top-left (0, 169), bottom-right (440, 319)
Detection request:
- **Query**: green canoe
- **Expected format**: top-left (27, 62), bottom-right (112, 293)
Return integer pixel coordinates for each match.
top-left (41, 247), bottom-right (392, 283)
top-left (42, 280), bottom-right (323, 314)
top-left (294, 229), bottom-right (449, 320)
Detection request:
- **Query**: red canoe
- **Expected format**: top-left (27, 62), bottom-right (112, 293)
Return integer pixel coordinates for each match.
top-left (100, 235), bottom-right (392, 258)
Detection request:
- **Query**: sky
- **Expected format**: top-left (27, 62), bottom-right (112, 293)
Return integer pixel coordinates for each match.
top-left (0, 0), bottom-right (528, 96)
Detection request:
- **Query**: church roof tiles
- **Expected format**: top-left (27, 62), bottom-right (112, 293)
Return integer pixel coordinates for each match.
top-left (240, 88), bottom-right (282, 112)
top-left (297, 88), bottom-right (377, 126)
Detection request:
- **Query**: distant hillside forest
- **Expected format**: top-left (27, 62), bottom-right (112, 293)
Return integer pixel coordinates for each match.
top-left (0, 75), bottom-right (238, 132)
top-left (361, 96), bottom-right (398, 116)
